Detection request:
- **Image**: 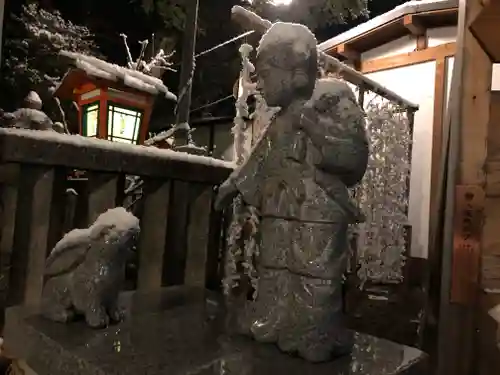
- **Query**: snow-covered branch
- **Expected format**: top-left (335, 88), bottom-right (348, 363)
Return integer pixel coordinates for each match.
top-left (119, 34), bottom-right (176, 78)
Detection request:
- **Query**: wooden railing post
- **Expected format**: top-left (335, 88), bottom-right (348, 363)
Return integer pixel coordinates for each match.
top-left (137, 179), bottom-right (171, 291)
top-left (85, 172), bottom-right (121, 225)
top-left (46, 167), bottom-right (69, 252)
top-left (0, 164), bottom-right (19, 321)
top-left (8, 165), bottom-right (54, 306)
top-left (164, 181), bottom-right (191, 285)
top-left (0, 128), bottom-right (234, 306)
top-left (184, 183), bottom-right (214, 288)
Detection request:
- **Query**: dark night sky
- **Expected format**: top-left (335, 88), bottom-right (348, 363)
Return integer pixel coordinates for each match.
top-left (4, 0), bottom-right (406, 65)
top-left (2, 0), bottom-right (407, 121)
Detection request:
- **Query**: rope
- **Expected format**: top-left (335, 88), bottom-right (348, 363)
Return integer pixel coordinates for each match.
top-left (172, 30), bottom-right (255, 68)
top-left (194, 30), bottom-right (254, 59)
top-left (190, 94), bottom-right (234, 113)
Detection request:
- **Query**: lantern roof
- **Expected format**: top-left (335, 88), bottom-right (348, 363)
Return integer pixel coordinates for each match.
top-left (56, 51), bottom-right (177, 101)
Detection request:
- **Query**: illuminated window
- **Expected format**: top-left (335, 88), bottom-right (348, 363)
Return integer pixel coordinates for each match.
top-left (82, 103), bottom-right (99, 137)
top-left (107, 104), bottom-right (142, 144)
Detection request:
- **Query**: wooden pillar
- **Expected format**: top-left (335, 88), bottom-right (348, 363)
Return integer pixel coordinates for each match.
top-left (184, 183), bottom-right (214, 287)
top-left (173, 0), bottom-right (199, 146)
top-left (436, 0), bottom-right (493, 374)
top-left (427, 57), bottom-right (448, 325)
top-left (137, 179), bottom-right (171, 291)
top-left (8, 166), bottom-right (55, 306)
top-left (98, 89), bottom-right (108, 140)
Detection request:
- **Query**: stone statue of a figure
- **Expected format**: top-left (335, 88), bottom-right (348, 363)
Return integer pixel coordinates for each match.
top-left (215, 22), bottom-right (369, 362)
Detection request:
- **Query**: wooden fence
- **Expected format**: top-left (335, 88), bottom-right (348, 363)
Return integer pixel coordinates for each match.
top-left (0, 128), bottom-right (233, 316)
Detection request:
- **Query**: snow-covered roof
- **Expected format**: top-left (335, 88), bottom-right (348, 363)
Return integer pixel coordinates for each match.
top-left (318, 0), bottom-right (458, 52)
top-left (58, 51), bottom-right (177, 101)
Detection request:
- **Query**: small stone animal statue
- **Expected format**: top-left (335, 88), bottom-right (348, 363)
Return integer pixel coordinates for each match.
top-left (40, 207), bottom-right (140, 328)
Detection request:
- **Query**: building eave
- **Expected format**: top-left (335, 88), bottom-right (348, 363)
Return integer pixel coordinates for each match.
top-left (319, 0), bottom-right (459, 55)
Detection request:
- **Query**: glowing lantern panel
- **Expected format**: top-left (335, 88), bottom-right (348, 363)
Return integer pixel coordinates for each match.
top-left (83, 104), bottom-right (99, 137)
top-left (107, 104), bottom-right (142, 144)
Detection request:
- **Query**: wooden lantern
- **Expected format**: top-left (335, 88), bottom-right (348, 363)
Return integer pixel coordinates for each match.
top-left (54, 52), bottom-right (176, 144)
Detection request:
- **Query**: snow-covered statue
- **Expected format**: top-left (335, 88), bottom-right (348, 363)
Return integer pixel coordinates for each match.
top-left (215, 22), bottom-right (369, 362)
top-left (0, 91), bottom-right (56, 131)
top-left (41, 207), bottom-right (140, 328)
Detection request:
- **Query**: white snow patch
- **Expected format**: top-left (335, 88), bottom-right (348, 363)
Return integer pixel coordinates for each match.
top-left (232, 5), bottom-right (272, 29)
top-left (123, 74), bottom-right (157, 95)
top-left (25, 91), bottom-right (42, 107)
top-left (59, 51), bottom-right (177, 101)
top-left (394, 0), bottom-right (451, 10)
top-left (489, 304), bottom-right (500, 323)
top-left (0, 128), bottom-right (235, 169)
top-left (258, 21), bottom-right (317, 56)
top-left (144, 127), bottom-right (176, 146)
top-left (75, 59), bottom-right (116, 81)
top-left (50, 207), bottom-right (139, 257)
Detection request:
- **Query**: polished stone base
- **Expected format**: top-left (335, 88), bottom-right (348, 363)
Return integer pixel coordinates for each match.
top-left (4, 287), bottom-right (428, 375)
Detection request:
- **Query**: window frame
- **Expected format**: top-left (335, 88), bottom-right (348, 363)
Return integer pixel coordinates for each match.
top-left (106, 101), bottom-right (144, 144)
top-left (81, 102), bottom-right (100, 137)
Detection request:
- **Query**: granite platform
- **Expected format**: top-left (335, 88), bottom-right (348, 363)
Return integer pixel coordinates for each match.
top-left (3, 287), bottom-right (428, 375)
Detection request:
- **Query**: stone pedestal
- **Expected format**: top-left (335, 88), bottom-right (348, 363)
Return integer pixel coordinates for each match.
top-left (4, 287), bottom-right (428, 375)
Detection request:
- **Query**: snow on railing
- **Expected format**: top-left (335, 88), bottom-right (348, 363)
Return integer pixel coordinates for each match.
top-left (0, 128), bottom-right (234, 183)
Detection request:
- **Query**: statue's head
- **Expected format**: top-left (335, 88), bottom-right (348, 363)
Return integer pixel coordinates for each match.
top-left (256, 22), bottom-right (318, 108)
top-left (91, 207), bottom-right (140, 257)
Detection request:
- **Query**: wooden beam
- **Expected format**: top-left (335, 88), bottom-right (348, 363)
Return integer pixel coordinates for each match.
top-left (404, 14), bottom-right (426, 36)
top-left (360, 42), bottom-right (456, 74)
top-left (416, 33), bottom-right (428, 51)
top-left (334, 43), bottom-right (360, 63)
top-left (427, 58), bottom-right (447, 314)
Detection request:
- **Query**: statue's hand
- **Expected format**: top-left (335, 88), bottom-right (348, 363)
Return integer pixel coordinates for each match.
top-left (296, 103), bottom-right (317, 131)
top-left (214, 179), bottom-right (238, 211)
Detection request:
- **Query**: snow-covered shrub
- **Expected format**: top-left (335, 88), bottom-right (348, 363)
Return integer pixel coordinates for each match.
top-left (1, 4), bottom-right (100, 109)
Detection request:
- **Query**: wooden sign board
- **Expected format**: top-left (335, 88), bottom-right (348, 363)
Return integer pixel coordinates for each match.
top-left (451, 185), bottom-right (485, 304)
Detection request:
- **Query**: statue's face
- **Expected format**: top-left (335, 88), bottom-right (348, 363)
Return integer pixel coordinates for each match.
top-left (256, 44), bottom-right (317, 108)
top-left (255, 54), bottom-right (294, 108)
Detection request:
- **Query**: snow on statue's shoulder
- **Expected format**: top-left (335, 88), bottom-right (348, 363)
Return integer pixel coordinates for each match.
top-left (59, 51), bottom-right (177, 101)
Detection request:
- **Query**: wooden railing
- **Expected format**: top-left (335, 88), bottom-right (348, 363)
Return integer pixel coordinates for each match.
top-left (0, 128), bottom-right (234, 311)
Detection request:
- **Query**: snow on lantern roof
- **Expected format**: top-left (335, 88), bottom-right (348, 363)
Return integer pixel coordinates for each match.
top-left (318, 0), bottom-right (458, 52)
top-left (58, 50), bottom-right (177, 101)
